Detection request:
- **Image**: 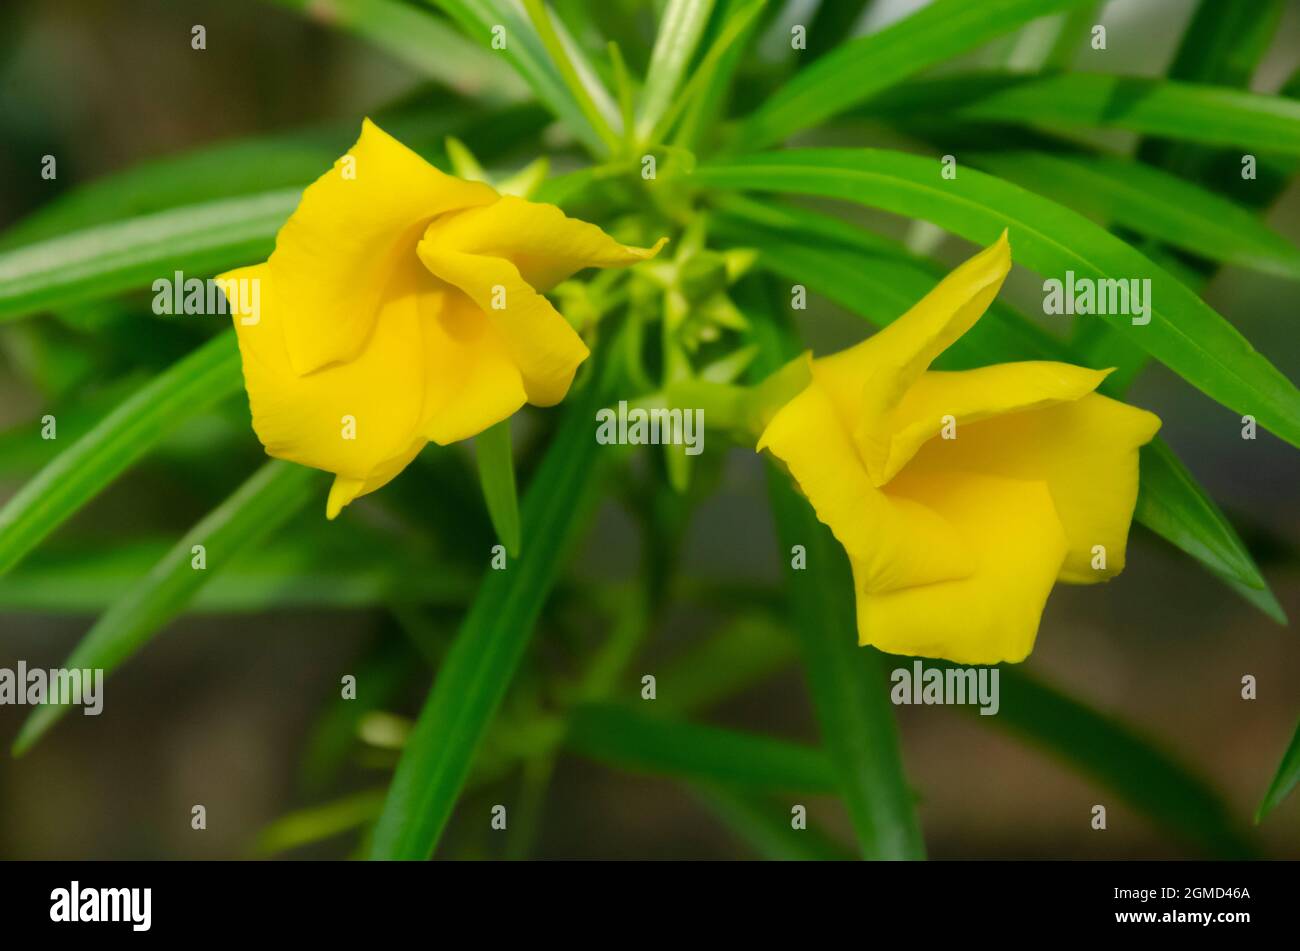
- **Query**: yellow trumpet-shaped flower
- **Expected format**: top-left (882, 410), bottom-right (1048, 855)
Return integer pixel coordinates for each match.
top-left (758, 233), bottom-right (1160, 665)
top-left (219, 119), bottom-right (664, 518)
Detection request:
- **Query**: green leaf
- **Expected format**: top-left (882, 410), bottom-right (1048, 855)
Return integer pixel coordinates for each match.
top-left (866, 72), bottom-right (1300, 157)
top-left (1163, 0), bottom-right (1284, 88)
top-left (474, 418), bottom-right (522, 558)
top-left (693, 149), bottom-right (1300, 449)
top-left (635, 0), bottom-right (716, 142)
top-left (986, 665), bottom-right (1255, 857)
top-left (1134, 440), bottom-right (1270, 593)
top-left (670, 0), bottom-right (766, 151)
top-left (969, 151), bottom-right (1300, 280)
top-left (0, 191), bottom-right (296, 322)
top-left (658, 0), bottom-right (765, 148)
top-left (1219, 572), bottom-right (1287, 626)
top-left (565, 703), bottom-right (835, 791)
top-left (753, 312), bottom-right (923, 860)
top-left (691, 784), bottom-right (850, 860)
top-left (0, 334), bottom-right (243, 577)
top-left (13, 460), bottom-right (324, 753)
top-left (804, 0), bottom-right (870, 62)
top-left (0, 101), bottom-right (552, 323)
top-left (2, 139), bottom-right (324, 252)
top-left (766, 470), bottom-right (925, 859)
top-left (266, 0), bottom-right (528, 101)
top-left (1257, 716), bottom-right (1300, 822)
top-left (367, 372), bottom-right (610, 859)
top-left (1002, 3), bottom-right (1099, 71)
top-left (0, 377), bottom-right (140, 478)
top-left (254, 789), bottom-right (387, 856)
top-left (710, 195), bottom-right (1068, 368)
top-left (734, 0), bottom-right (1094, 149)
top-left (1, 102), bottom-right (547, 250)
top-left (428, 0), bottom-right (616, 154)
top-left (0, 535), bottom-right (472, 614)
top-left (522, 0), bottom-right (622, 152)
top-left (1138, 0), bottom-right (1285, 174)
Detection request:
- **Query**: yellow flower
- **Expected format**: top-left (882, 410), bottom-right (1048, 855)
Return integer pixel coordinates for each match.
top-left (758, 233), bottom-right (1160, 665)
top-left (219, 119), bottom-right (664, 518)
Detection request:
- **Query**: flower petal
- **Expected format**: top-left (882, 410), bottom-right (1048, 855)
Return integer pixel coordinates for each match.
top-left (419, 288), bottom-right (528, 444)
top-left (805, 232), bottom-right (1012, 482)
top-left (902, 392), bottom-right (1161, 582)
top-left (759, 379), bottom-right (975, 593)
top-left (222, 261), bottom-right (428, 487)
top-left (416, 241), bottom-right (589, 407)
top-left (871, 361), bottom-right (1111, 485)
top-left (270, 118), bottom-right (497, 375)
top-left (857, 470), bottom-right (1069, 665)
top-left (326, 436), bottom-right (426, 520)
top-left (425, 194), bottom-right (667, 291)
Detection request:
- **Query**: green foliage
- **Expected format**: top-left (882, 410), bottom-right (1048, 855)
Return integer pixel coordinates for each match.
top-left (368, 368), bottom-right (612, 859)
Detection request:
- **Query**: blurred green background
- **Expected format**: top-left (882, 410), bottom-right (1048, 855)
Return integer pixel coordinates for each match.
top-left (0, 0), bottom-right (1297, 859)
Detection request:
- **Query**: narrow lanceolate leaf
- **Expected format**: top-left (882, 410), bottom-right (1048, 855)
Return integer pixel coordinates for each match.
top-left (565, 703), bottom-right (835, 791)
top-left (1163, 0), bottom-right (1285, 88)
top-left (1257, 717), bottom-right (1300, 822)
top-left (255, 789), bottom-right (387, 857)
top-left (0, 536), bottom-right (471, 613)
top-left (1001, 2), bottom-right (1099, 71)
top-left (0, 102), bottom-right (549, 320)
top-left (474, 418), bottom-right (521, 558)
top-left (635, 0), bottom-right (716, 141)
top-left (13, 460), bottom-right (324, 754)
top-left (734, 0), bottom-right (1094, 149)
top-left (710, 196), bottom-right (1067, 368)
top-left (0, 191), bottom-right (296, 322)
top-left (985, 665), bottom-right (1255, 858)
top-left (664, 0), bottom-right (766, 149)
top-left (1134, 440), bottom-right (1271, 594)
top-left (0, 333), bottom-right (243, 577)
top-left (865, 72), bottom-right (1300, 157)
top-left (0, 102), bottom-right (548, 250)
top-left (969, 151), bottom-right (1300, 280)
top-left (804, 0), bottom-right (870, 62)
top-left (715, 196), bottom-right (1280, 620)
top-left (1139, 0), bottom-right (1285, 173)
top-left (267, 0), bottom-right (528, 101)
top-left (753, 316), bottom-right (923, 860)
top-left (427, 0), bottom-right (615, 154)
top-left (521, 0), bottom-right (622, 152)
top-left (368, 375), bottom-right (610, 860)
top-left (766, 471), bottom-right (925, 859)
top-left (693, 150), bottom-right (1300, 449)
